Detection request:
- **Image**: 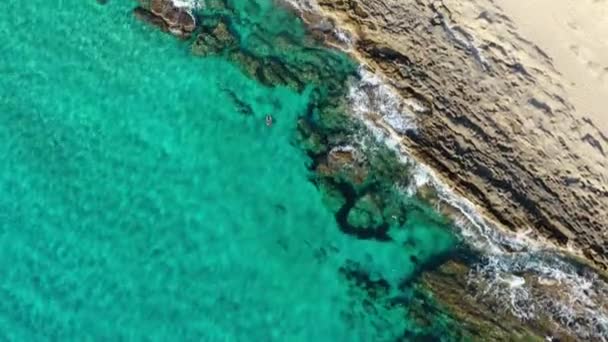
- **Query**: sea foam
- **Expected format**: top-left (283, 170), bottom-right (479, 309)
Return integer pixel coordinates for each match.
top-left (171, 0), bottom-right (203, 10)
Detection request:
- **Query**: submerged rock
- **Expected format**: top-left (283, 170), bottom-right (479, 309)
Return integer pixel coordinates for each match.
top-left (317, 146), bottom-right (368, 185)
top-left (192, 18), bottom-right (236, 56)
top-left (347, 194), bottom-right (384, 231)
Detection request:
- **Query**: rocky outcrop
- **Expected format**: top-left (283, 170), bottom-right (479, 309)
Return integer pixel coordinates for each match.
top-left (134, 0), bottom-right (196, 39)
top-left (289, 0), bottom-right (608, 271)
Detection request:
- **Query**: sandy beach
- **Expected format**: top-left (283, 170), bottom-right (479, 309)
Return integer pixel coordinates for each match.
top-left (494, 0), bottom-right (608, 134)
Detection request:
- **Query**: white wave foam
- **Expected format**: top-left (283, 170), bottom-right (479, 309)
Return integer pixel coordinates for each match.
top-left (279, 0), bottom-right (320, 13)
top-left (171, 0), bottom-right (203, 10)
top-left (334, 28), bottom-right (353, 46)
top-left (405, 164), bottom-right (431, 196)
top-left (346, 66), bottom-right (608, 341)
top-left (348, 68), bottom-right (417, 134)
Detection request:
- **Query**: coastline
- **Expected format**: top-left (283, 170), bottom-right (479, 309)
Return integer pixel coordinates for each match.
top-left (138, 0), bottom-right (607, 339)
top-left (277, 0), bottom-right (608, 339)
top-left (6, 0), bottom-right (604, 340)
top-left (280, 0), bottom-right (608, 275)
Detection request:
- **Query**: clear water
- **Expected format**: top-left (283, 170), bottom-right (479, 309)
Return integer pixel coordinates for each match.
top-left (0, 0), bottom-right (458, 340)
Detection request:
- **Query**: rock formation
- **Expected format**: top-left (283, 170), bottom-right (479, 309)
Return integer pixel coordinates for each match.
top-left (288, 0), bottom-right (608, 272)
top-left (134, 0), bottom-right (196, 39)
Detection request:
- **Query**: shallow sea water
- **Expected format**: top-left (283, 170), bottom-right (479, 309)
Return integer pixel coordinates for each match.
top-left (0, 0), bottom-right (459, 340)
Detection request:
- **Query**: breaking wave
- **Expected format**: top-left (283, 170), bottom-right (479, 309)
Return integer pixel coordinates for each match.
top-left (171, 0), bottom-right (203, 10)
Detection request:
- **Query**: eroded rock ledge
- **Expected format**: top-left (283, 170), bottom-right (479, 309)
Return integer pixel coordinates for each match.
top-left (291, 0), bottom-right (608, 271)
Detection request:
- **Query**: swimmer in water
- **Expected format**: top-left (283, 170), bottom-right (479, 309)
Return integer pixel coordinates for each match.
top-left (265, 115), bottom-right (273, 127)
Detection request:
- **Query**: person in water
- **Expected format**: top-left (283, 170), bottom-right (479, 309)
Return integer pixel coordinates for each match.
top-left (265, 115), bottom-right (273, 127)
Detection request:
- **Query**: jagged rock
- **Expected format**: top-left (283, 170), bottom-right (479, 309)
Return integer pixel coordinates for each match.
top-left (134, 0), bottom-right (196, 39)
top-left (191, 8), bottom-right (354, 94)
top-left (317, 147), bottom-right (368, 185)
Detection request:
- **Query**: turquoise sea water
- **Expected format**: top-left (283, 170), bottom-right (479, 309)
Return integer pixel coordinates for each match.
top-left (0, 0), bottom-right (460, 340)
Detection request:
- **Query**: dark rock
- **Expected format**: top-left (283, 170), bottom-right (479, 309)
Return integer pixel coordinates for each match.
top-left (134, 0), bottom-right (196, 39)
top-left (332, 179), bottom-right (391, 241)
top-left (339, 260), bottom-right (390, 299)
